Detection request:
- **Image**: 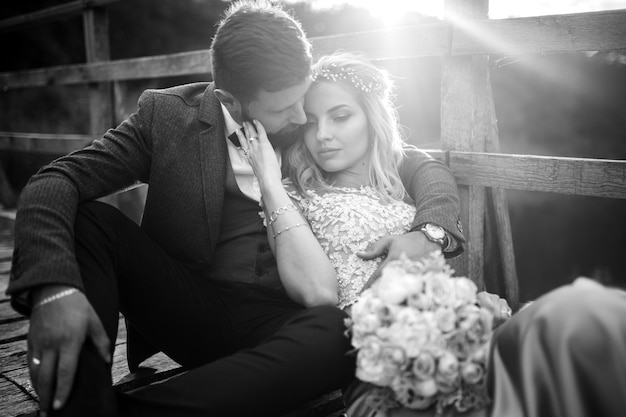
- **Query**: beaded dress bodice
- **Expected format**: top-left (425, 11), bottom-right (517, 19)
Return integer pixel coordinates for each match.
top-left (290, 186), bottom-right (416, 309)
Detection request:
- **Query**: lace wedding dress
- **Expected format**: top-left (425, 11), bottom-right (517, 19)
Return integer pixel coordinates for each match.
top-left (290, 186), bottom-right (416, 309)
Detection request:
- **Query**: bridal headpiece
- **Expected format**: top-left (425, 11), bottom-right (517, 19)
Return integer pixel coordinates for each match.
top-left (313, 63), bottom-right (385, 96)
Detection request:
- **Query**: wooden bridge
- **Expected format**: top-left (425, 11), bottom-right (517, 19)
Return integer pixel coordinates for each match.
top-left (1, 0), bottom-right (626, 415)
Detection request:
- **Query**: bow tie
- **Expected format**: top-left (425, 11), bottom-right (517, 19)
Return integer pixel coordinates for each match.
top-left (228, 130), bottom-right (242, 147)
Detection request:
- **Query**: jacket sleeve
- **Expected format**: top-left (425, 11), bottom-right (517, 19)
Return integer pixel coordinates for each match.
top-left (6, 90), bottom-right (156, 315)
top-left (399, 145), bottom-right (465, 257)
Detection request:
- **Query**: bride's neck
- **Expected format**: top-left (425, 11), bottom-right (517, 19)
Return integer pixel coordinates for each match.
top-left (328, 170), bottom-right (370, 189)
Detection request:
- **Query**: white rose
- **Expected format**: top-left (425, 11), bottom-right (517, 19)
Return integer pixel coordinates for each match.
top-left (353, 313), bottom-right (382, 335)
top-left (452, 277), bottom-right (478, 307)
top-left (461, 360), bottom-right (485, 385)
top-left (435, 351), bottom-right (460, 393)
top-left (386, 317), bottom-right (442, 358)
top-left (426, 272), bottom-right (456, 307)
top-left (412, 351), bottom-right (437, 380)
top-left (458, 305), bottom-right (493, 345)
top-left (392, 375), bottom-right (438, 410)
top-left (434, 306), bottom-right (456, 333)
top-left (407, 290), bottom-right (434, 310)
top-left (355, 338), bottom-right (390, 385)
top-left (375, 269), bottom-right (412, 305)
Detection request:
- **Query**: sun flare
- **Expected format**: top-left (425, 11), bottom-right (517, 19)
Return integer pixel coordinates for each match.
top-left (287, 0), bottom-right (626, 21)
top-left (354, 0), bottom-right (444, 24)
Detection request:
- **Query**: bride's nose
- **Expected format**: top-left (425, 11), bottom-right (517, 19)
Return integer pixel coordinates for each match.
top-left (316, 120), bottom-right (332, 142)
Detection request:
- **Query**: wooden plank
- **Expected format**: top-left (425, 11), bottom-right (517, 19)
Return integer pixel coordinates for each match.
top-left (0, 0), bottom-right (121, 33)
top-left (0, 132), bottom-right (94, 154)
top-left (0, 50), bottom-right (213, 90)
top-left (0, 320), bottom-right (28, 345)
top-left (0, 301), bottom-right (22, 323)
top-left (2, 9), bottom-right (626, 90)
top-left (0, 249), bottom-right (13, 261)
top-left (1, 366), bottom-right (38, 417)
top-left (449, 152), bottom-right (626, 199)
top-left (452, 9), bottom-right (626, 55)
top-left (0, 339), bottom-right (28, 374)
top-left (310, 22), bottom-right (449, 60)
top-left (0, 274), bottom-right (9, 302)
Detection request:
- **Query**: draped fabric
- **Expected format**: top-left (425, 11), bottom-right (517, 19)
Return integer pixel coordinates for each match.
top-left (488, 277), bottom-right (626, 417)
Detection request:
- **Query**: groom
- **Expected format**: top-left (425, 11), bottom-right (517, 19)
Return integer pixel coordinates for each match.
top-left (7, 1), bottom-right (464, 416)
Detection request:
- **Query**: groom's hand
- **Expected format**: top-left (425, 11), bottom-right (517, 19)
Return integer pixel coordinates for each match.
top-left (358, 231), bottom-right (441, 291)
top-left (28, 285), bottom-right (111, 415)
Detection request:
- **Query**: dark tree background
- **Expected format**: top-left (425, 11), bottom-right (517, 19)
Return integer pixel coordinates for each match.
top-left (1, 0), bottom-right (625, 301)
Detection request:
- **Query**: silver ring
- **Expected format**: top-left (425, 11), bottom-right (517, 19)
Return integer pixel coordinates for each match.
top-left (248, 137), bottom-right (258, 142)
top-left (32, 357), bottom-right (41, 366)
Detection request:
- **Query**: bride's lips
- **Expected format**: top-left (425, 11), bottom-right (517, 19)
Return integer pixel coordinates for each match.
top-left (317, 148), bottom-right (340, 159)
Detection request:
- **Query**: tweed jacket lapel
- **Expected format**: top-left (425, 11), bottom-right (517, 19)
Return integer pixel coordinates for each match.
top-left (197, 84), bottom-right (228, 251)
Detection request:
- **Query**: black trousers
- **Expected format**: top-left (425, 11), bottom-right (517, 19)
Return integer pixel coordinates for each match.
top-left (56, 201), bottom-right (354, 417)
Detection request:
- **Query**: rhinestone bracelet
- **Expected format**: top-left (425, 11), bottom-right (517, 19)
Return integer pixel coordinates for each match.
top-left (268, 203), bottom-right (299, 226)
top-left (34, 288), bottom-right (79, 309)
top-left (272, 223), bottom-right (308, 239)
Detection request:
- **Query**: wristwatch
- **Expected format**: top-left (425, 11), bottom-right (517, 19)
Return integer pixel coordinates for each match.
top-left (419, 223), bottom-right (447, 248)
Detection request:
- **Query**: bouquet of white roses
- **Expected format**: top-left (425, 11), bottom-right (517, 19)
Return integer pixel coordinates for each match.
top-left (346, 251), bottom-right (510, 415)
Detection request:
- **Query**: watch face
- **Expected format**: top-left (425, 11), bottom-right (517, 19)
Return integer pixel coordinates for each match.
top-left (425, 223), bottom-right (445, 240)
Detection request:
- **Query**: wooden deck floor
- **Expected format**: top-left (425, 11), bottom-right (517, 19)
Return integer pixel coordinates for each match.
top-left (0, 217), bottom-right (344, 417)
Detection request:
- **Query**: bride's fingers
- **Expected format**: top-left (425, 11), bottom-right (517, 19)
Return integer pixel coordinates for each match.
top-left (235, 130), bottom-right (250, 155)
top-left (252, 120), bottom-right (269, 143)
top-left (243, 121), bottom-right (259, 143)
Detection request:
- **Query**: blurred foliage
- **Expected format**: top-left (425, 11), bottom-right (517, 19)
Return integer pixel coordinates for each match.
top-left (1, 0), bottom-right (625, 298)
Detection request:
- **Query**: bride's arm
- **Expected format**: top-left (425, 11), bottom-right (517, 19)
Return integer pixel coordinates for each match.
top-left (238, 121), bottom-right (337, 307)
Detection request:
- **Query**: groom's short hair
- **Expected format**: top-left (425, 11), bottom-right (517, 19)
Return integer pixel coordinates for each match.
top-left (210, 0), bottom-right (312, 103)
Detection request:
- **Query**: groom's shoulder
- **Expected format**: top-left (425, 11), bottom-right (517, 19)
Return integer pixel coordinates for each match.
top-left (141, 82), bottom-right (213, 108)
top-left (401, 144), bottom-right (437, 163)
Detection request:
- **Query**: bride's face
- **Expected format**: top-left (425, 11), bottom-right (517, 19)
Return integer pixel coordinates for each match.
top-left (302, 81), bottom-right (370, 179)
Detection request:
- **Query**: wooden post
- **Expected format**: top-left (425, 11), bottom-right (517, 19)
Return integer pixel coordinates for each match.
top-left (84, 6), bottom-right (120, 209)
top-left (441, 0), bottom-right (489, 289)
top-left (483, 70), bottom-right (519, 308)
top-left (0, 161), bottom-right (16, 208)
top-left (83, 7), bottom-right (114, 136)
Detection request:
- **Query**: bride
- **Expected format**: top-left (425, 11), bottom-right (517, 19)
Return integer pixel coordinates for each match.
top-left (237, 52), bottom-right (626, 417)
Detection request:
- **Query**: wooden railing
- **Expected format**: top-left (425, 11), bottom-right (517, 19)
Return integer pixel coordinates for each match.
top-left (2, 0), bottom-right (626, 308)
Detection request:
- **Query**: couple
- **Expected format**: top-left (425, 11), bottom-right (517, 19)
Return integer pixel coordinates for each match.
top-left (7, 1), bottom-right (626, 417)
top-left (8, 1), bottom-right (464, 416)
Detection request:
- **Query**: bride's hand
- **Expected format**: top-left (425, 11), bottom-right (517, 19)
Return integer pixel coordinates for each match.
top-left (477, 291), bottom-right (512, 327)
top-left (237, 120), bottom-right (283, 190)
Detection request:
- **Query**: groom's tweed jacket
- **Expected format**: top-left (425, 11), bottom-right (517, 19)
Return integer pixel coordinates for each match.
top-left (7, 82), bottom-right (464, 314)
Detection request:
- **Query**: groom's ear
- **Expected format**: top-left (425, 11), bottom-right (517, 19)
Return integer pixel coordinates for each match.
top-left (214, 89), bottom-right (243, 122)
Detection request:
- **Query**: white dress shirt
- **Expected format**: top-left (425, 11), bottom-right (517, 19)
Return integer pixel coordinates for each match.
top-left (222, 104), bottom-right (281, 202)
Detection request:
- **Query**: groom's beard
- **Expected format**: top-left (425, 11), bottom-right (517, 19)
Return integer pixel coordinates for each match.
top-left (240, 108), bottom-right (301, 150)
top-left (268, 124), bottom-right (301, 149)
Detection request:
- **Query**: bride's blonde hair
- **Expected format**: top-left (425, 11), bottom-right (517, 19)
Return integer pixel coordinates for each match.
top-left (284, 52), bottom-right (407, 201)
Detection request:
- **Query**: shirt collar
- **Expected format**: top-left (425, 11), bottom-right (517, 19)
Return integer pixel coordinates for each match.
top-left (221, 103), bottom-right (242, 139)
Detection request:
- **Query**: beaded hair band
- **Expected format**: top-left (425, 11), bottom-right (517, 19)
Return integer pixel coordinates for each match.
top-left (313, 63), bottom-right (385, 95)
